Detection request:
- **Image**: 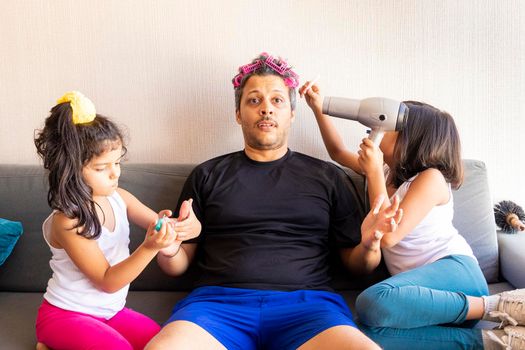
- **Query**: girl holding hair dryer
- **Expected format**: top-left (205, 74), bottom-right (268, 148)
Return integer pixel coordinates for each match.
top-left (301, 82), bottom-right (525, 350)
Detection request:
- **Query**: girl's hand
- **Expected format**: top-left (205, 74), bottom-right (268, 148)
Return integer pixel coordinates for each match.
top-left (158, 241), bottom-right (182, 258)
top-left (361, 195), bottom-right (403, 251)
top-left (357, 138), bottom-right (384, 176)
top-left (143, 211), bottom-right (177, 251)
top-left (157, 209), bottom-right (172, 220)
top-left (299, 81), bottom-right (323, 115)
top-left (174, 199), bottom-right (201, 241)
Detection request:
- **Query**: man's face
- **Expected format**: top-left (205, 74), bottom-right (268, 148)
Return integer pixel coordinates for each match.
top-left (236, 75), bottom-right (295, 152)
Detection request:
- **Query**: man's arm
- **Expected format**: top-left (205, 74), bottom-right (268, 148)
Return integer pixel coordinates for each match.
top-left (157, 166), bottom-right (204, 276)
top-left (339, 244), bottom-right (381, 275)
top-left (157, 243), bottom-right (198, 276)
top-left (340, 195), bottom-right (403, 274)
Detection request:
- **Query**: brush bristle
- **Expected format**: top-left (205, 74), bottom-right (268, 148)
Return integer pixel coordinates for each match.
top-left (494, 200), bottom-right (525, 233)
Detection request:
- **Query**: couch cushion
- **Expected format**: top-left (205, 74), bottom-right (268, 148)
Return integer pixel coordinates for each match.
top-left (0, 292), bottom-right (41, 349)
top-left (0, 218), bottom-right (23, 265)
top-left (498, 232), bottom-right (525, 288)
top-left (452, 159), bottom-right (499, 282)
top-left (0, 166), bottom-right (52, 292)
top-left (126, 291), bottom-right (189, 324)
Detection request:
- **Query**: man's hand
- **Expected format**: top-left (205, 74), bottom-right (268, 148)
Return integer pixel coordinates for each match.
top-left (174, 199), bottom-right (201, 241)
top-left (361, 194), bottom-right (403, 251)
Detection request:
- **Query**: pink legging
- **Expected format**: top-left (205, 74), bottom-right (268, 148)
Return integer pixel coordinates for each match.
top-left (36, 300), bottom-right (160, 350)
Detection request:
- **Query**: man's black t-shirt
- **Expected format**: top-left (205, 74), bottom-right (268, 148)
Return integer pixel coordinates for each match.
top-left (178, 149), bottom-right (361, 291)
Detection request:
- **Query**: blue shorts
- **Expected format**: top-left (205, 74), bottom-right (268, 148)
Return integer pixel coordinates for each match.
top-left (165, 286), bottom-right (357, 350)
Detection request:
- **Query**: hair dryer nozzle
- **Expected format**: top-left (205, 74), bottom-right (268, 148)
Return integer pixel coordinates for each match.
top-left (322, 97), bottom-right (361, 121)
top-left (322, 96), bottom-right (409, 144)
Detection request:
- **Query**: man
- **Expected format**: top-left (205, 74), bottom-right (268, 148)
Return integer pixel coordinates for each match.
top-left (146, 53), bottom-right (401, 350)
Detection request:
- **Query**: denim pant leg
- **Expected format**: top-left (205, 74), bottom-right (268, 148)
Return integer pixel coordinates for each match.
top-left (356, 255), bottom-right (489, 350)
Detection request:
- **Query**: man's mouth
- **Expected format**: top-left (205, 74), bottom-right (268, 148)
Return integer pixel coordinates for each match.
top-left (257, 120), bottom-right (277, 130)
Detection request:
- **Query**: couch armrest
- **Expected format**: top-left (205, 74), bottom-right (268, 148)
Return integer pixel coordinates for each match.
top-left (498, 232), bottom-right (525, 288)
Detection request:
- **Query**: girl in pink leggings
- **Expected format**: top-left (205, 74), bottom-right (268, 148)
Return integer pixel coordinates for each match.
top-left (34, 91), bottom-right (201, 349)
top-left (36, 300), bottom-right (160, 349)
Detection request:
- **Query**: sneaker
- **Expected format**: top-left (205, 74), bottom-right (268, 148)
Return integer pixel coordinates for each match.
top-left (490, 289), bottom-right (525, 327)
top-left (485, 326), bottom-right (525, 349)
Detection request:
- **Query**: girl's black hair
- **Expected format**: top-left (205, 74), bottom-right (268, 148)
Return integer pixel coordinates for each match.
top-left (34, 102), bottom-right (126, 239)
top-left (390, 101), bottom-right (463, 189)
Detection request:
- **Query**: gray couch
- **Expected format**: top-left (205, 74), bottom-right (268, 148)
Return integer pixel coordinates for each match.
top-left (1, 160), bottom-right (524, 349)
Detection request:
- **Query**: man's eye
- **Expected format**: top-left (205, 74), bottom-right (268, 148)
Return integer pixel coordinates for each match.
top-left (249, 98), bottom-right (259, 104)
top-left (95, 168), bottom-right (105, 172)
top-left (274, 97), bottom-right (283, 104)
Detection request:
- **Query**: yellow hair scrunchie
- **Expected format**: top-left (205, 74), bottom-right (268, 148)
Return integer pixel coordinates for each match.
top-left (56, 91), bottom-right (96, 125)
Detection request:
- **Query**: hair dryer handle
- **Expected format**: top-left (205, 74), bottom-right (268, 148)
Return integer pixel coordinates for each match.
top-left (368, 129), bottom-right (385, 145)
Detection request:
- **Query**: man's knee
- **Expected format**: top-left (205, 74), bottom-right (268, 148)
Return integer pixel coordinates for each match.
top-left (298, 325), bottom-right (380, 350)
top-left (145, 322), bottom-right (182, 350)
top-left (145, 321), bottom-right (225, 350)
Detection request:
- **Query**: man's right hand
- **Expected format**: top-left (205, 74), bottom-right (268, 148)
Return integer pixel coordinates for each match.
top-left (174, 199), bottom-right (201, 241)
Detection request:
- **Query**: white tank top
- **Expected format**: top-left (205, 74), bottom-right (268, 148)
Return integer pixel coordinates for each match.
top-left (382, 173), bottom-right (476, 275)
top-left (43, 191), bottom-right (130, 319)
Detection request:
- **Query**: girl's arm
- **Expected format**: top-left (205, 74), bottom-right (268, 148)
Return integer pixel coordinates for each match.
top-left (358, 138), bottom-right (389, 210)
top-left (300, 82), bottom-right (362, 173)
top-left (52, 212), bottom-right (176, 293)
top-left (118, 188), bottom-right (201, 240)
top-left (117, 188), bottom-right (162, 229)
top-left (118, 188), bottom-right (201, 275)
top-left (380, 168), bottom-right (450, 248)
top-left (359, 141), bottom-right (450, 248)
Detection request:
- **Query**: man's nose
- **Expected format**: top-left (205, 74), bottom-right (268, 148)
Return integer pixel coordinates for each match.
top-left (260, 100), bottom-right (274, 116)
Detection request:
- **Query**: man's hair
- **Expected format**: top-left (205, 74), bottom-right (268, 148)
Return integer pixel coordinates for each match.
top-left (233, 53), bottom-right (298, 111)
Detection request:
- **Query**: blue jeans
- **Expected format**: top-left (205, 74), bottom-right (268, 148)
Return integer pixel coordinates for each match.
top-left (356, 255), bottom-right (489, 350)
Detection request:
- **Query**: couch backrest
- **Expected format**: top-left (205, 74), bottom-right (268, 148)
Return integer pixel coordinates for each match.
top-left (0, 165), bottom-right (52, 292)
top-left (0, 164), bottom-right (199, 292)
top-left (452, 159), bottom-right (499, 282)
top-left (0, 159), bottom-right (499, 292)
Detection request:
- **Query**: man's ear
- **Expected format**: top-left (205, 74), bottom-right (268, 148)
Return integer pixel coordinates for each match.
top-left (291, 110), bottom-right (296, 123)
top-left (236, 110), bottom-right (241, 125)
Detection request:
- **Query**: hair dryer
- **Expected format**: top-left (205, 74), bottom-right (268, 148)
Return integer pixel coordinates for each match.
top-left (322, 97), bottom-right (409, 145)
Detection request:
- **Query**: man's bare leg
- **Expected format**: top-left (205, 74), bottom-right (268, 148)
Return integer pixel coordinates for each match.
top-left (145, 320), bottom-right (226, 350)
top-left (298, 325), bottom-right (380, 350)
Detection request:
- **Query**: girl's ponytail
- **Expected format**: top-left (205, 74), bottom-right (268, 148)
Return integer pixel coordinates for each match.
top-left (35, 93), bottom-right (124, 238)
